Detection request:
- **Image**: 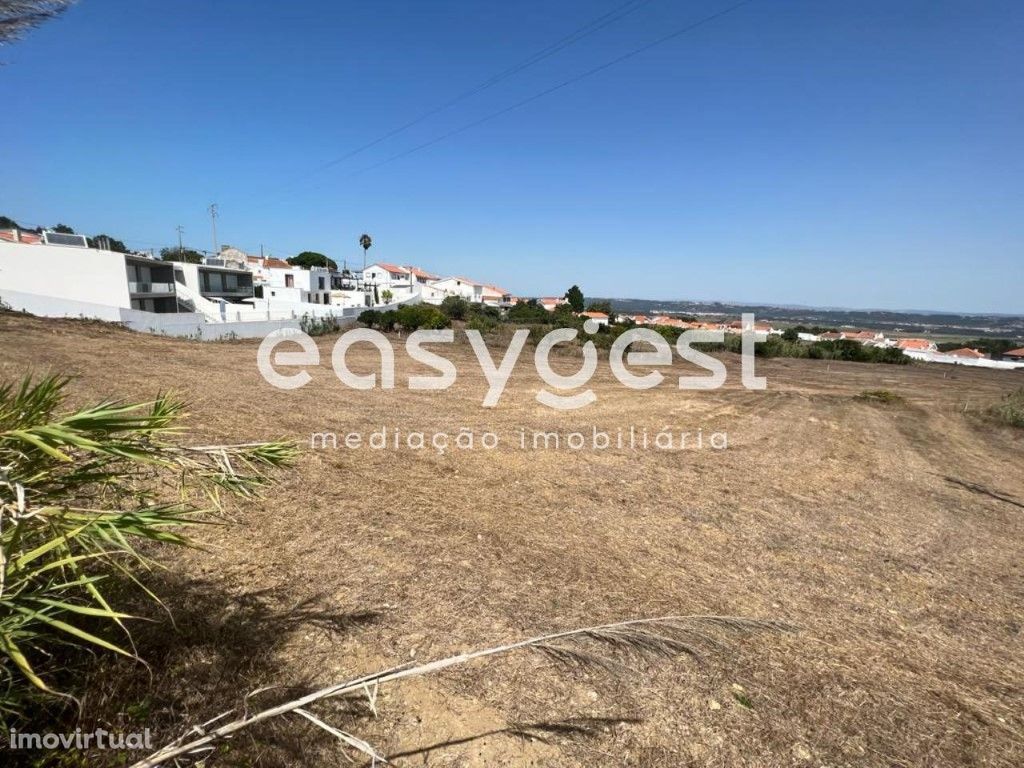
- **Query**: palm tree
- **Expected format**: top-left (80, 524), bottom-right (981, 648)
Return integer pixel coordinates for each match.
top-left (359, 233), bottom-right (372, 271)
top-left (0, 375), bottom-right (295, 707)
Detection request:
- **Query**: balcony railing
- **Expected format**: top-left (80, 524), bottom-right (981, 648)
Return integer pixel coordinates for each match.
top-left (129, 281), bottom-right (176, 294)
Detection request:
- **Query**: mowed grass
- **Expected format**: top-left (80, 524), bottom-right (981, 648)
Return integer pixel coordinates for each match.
top-left (2, 313), bottom-right (1023, 768)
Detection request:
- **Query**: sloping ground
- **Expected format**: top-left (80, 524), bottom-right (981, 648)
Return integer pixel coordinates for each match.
top-left (2, 313), bottom-right (1022, 767)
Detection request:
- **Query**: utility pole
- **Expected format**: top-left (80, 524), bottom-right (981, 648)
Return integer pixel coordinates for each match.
top-left (175, 225), bottom-right (184, 257)
top-left (208, 203), bottom-right (219, 256)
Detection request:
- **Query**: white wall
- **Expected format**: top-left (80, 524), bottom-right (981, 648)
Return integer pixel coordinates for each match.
top-left (902, 350), bottom-right (1024, 370)
top-left (0, 288), bottom-right (125, 321)
top-left (264, 266), bottom-right (332, 304)
top-left (430, 278), bottom-right (481, 302)
top-left (0, 241), bottom-right (131, 308)
top-left (363, 265), bottom-right (408, 288)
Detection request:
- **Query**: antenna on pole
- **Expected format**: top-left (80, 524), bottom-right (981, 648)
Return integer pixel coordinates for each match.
top-left (208, 203), bottom-right (219, 256)
top-left (175, 225), bottom-right (184, 257)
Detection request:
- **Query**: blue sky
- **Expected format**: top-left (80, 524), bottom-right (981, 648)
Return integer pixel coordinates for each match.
top-left (3, 0), bottom-right (1022, 313)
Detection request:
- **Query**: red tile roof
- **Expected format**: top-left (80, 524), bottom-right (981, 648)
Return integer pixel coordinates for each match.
top-left (580, 311), bottom-right (608, 319)
top-left (0, 229), bottom-right (41, 244)
top-left (652, 316), bottom-right (685, 327)
top-left (1005, 348), bottom-right (1024, 358)
top-left (248, 256), bottom-right (291, 269)
top-left (373, 262), bottom-right (409, 275)
top-left (897, 338), bottom-right (933, 350)
top-left (404, 265), bottom-right (439, 280)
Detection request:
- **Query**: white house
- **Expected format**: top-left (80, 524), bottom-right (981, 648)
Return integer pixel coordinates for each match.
top-left (579, 311), bottom-right (609, 327)
top-left (429, 276), bottom-right (484, 303)
top-left (259, 265), bottom-right (332, 304)
top-left (363, 262), bottom-right (411, 290)
top-left (539, 297), bottom-right (568, 312)
top-left (417, 282), bottom-right (451, 305)
top-left (481, 284), bottom-right (513, 307)
top-left (0, 235), bottom-right (173, 318)
top-left (404, 265), bottom-right (440, 285)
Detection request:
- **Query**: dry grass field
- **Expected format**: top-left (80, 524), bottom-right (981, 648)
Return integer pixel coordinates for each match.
top-left (2, 312), bottom-right (1023, 767)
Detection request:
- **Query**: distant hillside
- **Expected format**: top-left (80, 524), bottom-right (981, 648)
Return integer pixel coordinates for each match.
top-left (593, 298), bottom-right (1024, 340)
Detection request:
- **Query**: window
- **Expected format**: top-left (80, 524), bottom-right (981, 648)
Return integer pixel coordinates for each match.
top-left (285, 274), bottom-right (294, 288)
top-left (318, 277), bottom-right (325, 290)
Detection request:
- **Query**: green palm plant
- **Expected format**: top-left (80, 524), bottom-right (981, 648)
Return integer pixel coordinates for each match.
top-left (0, 375), bottom-right (295, 714)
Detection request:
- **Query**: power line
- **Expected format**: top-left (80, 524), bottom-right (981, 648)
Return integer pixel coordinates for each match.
top-left (310, 0), bottom-right (658, 175)
top-left (350, 0), bottom-right (755, 177)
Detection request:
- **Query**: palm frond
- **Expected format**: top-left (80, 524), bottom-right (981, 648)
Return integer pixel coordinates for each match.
top-left (0, 375), bottom-right (295, 708)
top-left (131, 614), bottom-right (792, 767)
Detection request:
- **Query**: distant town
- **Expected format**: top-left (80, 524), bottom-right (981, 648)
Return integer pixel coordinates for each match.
top-left (1, 222), bottom-right (1022, 370)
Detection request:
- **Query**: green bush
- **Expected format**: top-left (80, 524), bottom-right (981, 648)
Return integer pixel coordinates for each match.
top-left (856, 389), bottom-right (905, 404)
top-left (467, 315), bottom-right (499, 334)
top-left (989, 388), bottom-right (1024, 428)
top-left (806, 340), bottom-right (909, 365)
top-left (299, 314), bottom-right (342, 336)
top-left (439, 295), bottom-right (470, 321)
top-left (380, 310), bottom-right (398, 331)
top-left (507, 300), bottom-right (551, 324)
top-left (396, 303), bottom-right (450, 331)
top-left (357, 309), bottom-right (380, 328)
top-left (0, 376), bottom-right (295, 711)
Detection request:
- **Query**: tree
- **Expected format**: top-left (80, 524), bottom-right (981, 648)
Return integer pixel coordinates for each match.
top-left (0, 215), bottom-right (22, 229)
top-left (781, 327), bottom-right (800, 342)
top-left (507, 299), bottom-right (549, 324)
top-left (440, 295), bottom-right (470, 320)
top-left (87, 234), bottom-right (128, 253)
top-left (381, 289), bottom-right (393, 304)
top-left (586, 300), bottom-right (613, 315)
top-left (564, 285), bottom-right (584, 313)
top-left (0, 1), bottom-right (75, 45)
top-left (51, 223), bottom-right (74, 234)
top-left (359, 233), bottom-right (372, 267)
top-left (552, 302), bottom-right (576, 321)
top-left (288, 251), bottom-right (337, 270)
top-left (160, 246), bottom-right (204, 264)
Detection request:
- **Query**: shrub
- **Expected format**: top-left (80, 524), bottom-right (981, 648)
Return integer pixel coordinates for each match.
top-left (380, 310), bottom-right (398, 331)
top-left (357, 309), bottom-right (380, 328)
top-left (989, 388), bottom-right (1024, 428)
top-left (507, 300), bottom-right (550, 324)
top-left (807, 341), bottom-right (909, 365)
top-left (299, 314), bottom-right (342, 336)
top-left (468, 303), bottom-right (501, 320)
top-left (395, 304), bottom-right (450, 331)
top-left (0, 376), bottom-right (295, 710)
top-left (439, 295), bottom-right (470, 321)
top-left (856, 389), bottom-right (905, 404)
top-left (467, 315), bottom-right (499, 333)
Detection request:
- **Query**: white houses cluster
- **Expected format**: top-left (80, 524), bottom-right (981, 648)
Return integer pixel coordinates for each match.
top-left (0, 229), bottom-right (515, 331)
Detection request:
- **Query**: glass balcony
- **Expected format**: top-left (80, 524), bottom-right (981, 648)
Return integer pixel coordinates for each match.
top-left (128, 281), bottom-right (176, 294)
